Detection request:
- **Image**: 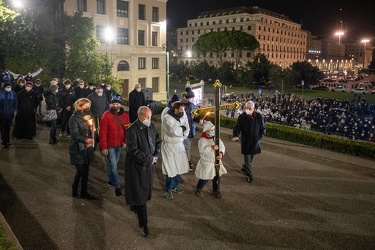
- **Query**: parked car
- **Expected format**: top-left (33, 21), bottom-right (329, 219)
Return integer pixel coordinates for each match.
top-left (351, 87), bottom-right (367, 94)
top-left (332, 86), bottom-right (346, 92)
top-left (312, 86), bottom-right (329, 91)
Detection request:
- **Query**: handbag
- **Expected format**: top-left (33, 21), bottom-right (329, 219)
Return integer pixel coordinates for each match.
top-left (42, 109), bottom-right (57, 121)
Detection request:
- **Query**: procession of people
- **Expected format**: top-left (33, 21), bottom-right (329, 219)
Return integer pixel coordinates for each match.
top-left (24, 71), bottom-right (375, 238)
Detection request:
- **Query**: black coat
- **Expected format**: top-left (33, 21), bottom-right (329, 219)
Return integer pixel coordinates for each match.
top-left (44, 90), bottom-right (61, 112)
top-left (233, 111), bottom-right (266, 155)
top-left (128, 89), bottom-right (145, 123)
top-left (124, 119), bottom-right (161, 206)
top-left (68, 111), bottom-right (94, 165)
top-left (12, 89), bottom-right (38, 139)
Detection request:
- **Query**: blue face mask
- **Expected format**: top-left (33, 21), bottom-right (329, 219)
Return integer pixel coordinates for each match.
top-left (208, 131), bottom-right (215, 137)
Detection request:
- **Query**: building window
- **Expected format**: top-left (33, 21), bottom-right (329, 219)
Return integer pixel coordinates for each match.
top-left (138, 78), bottom-right (146, 86)
top-left (117, 0), bottom-right (128, 17)
top-left (97, 0), bottom-right (105, 14)
top-left (152, 7), bottom-right (159, 22)
top-left (77, 0), bottom-right (87, 12)
top-left (117, 60), bottom-right (129, 71)
top-left (138, 30), bottom-right (145, 45)
top-left (139, 4), bottom-right (145, 20)
top-left (152, 77), bottom-right (159, 92)
top-left (138, 58), bottom-right (146, 69)
top-left (117, 28), bottom-right (128, 45)
top-left (96, 25), bottom-right (105, 43)
top-left (152, 32), bottom-right (158, 46)
top-left (248, 26), bottom-right (251, 30)
top-left (152, 58), bottom-right (159, 69)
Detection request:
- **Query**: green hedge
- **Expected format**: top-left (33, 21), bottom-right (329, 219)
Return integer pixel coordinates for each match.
top-left (204, 115), bottom-right (375, 159)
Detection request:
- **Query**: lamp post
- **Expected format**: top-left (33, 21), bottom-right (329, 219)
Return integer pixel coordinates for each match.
top-left (104, 26), bottom-right (114, 55)
top-left (361, 39), bottom-right (370, 69)
top-left (162, 44), bottom-right (170, 99)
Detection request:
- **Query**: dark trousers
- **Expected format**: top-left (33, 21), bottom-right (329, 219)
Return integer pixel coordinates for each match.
top-left (0, 117), bottom-right (13, 145)
top-left (135, 204), bottom-right (148, 227)
top-left (60, 109), bottom-right (72, 134)
top-left (72, 164), bottom-right (89, 195)
top-left (50, 119), bottom-right (57, 140)
top-left (196, 174), bottom-right (221, 192)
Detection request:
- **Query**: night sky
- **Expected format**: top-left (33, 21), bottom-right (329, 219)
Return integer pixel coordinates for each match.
top-left (167, 0), bottom-right (375, 41)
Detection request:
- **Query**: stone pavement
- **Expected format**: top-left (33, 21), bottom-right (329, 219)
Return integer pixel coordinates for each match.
top-left (0, 116), bottom-right (375, 249)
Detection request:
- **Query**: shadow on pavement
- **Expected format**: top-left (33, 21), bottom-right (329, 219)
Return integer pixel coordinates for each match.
top-left (0, 173), bottom-right (58, 250)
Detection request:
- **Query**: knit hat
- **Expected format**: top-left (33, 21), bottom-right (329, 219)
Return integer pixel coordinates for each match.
top-left (203, 121), bottom-right (215, 132)
top-left (49, 85), bottom-right (58, 93)
top-left (185, 87), bottom-right (195, 99)
top-left (111, 94), bottom-right (123, 104)
top-left (170, 94), bottom-right (181, 103)
top-left (96, 86), bottom-right (103, 90)
top-left (3, 82), bottom-right (11, 88)
top-left (26, 81), bottom-right (33, 86)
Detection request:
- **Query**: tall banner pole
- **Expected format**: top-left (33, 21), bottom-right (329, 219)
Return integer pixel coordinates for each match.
top-left (213, 80), bottom-right (221, 173)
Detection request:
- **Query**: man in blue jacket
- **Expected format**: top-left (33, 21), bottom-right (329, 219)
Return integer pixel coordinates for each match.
top-left (0, 83), bottom-right (18, 148)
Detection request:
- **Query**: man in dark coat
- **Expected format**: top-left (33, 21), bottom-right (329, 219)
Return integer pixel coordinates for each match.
top-left (13, 81), bottom-right (39, 140)
top-left (124, 106), bottom-right (161, 237)
top-left (0, 82), bottom-right (18, 148)
top-left (58, 79), bottom-right (76, 137)
top-left (128, 83), bottom-right (145, 123)
top-left (232, 101), bottom-right (266, 183)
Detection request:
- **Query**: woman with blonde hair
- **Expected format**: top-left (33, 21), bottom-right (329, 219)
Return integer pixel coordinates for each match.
top-left (68, 98), bottom-right (96, 199)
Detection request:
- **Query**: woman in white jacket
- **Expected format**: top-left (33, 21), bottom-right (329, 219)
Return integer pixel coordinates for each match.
top-left (194, 121), bottom-right (227, 198)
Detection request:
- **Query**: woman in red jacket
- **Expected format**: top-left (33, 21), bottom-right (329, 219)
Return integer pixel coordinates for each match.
top-left (99, 94), bottom-right (130, 196)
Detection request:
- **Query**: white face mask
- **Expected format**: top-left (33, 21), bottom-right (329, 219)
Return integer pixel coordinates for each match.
top-left (25, 86), bottom-right (32, 91)
top-left (97, 92), bottom-right (103, 97)
top-left (136, 88), bottom-right (141, 92)
top-left (142, 118), bottom-right (151, 127)
top-left (79, 85), bottom-right (84, 89)
top-left (19, 83), bottom-right (24, 87)
top-left (106, 87), bottom-right (111, 90)
top-left (89, 87), bottom-right (94, 90)
top-left (5, 88), bottom-right (11, 92)
top-left (65, 85), bottom-right (71, 89)
top-left (245, 109), bottom-right (253, 115)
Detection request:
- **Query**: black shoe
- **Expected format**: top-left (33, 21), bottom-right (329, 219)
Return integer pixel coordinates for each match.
top-left (2, 144), bottom-right (9, 149)
top-left (72, 189), bottom-right (78, 198)
top-left (189, 161), bottom-right (194, 171)
top-left (129, 205), bottom-right (137, 214)
top-left (115, 188), bottom-right (122, 196)
top-left (81, 193), bottom-right (96, 200)
top-left (7, 141), bottom-right (12, 146)
top-left (49, 140), bottom-right (57, 144)
top-left (140, 226), bottom-right (149, 237)
top-left (107, 181), bottom-right (115, 188)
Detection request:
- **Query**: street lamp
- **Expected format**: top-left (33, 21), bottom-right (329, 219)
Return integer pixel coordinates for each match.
top-left (12, 0), bottom-right (24, 9)
top-left (104, 26), bottom-right (114, 54)
top-left (361, 39), bottom-right (370, 69)
top-left (162, 44), bottom-right (170, 99)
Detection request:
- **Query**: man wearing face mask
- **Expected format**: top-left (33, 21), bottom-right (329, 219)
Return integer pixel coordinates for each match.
top-left (183, 87), bottom-right (203, 170)
top-left (87, 86), bottom-right (108, 131)
top-left (129, 83), bottom-right (145, 123)
top-left (104, 83), bottom-right (117, 104)
top-left (58, 79), bottom-right (76, 137)
top-left (125, 106), bottom-right (161, 237)
top-left (33, 79), bottom-right (44, 116)
top-left (100, 94), bottom-right (130, 197)
top-left (13, 81), bottom-right (39, 140)
top-left (232, 101), bottom-right (266, 183)
top-left (161, 102), bottom-right (190, 199)
top-left (0, 83), bottom-right (18, 148)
